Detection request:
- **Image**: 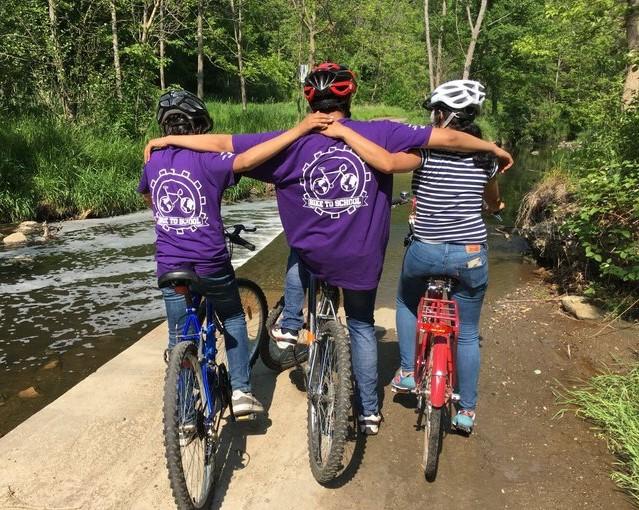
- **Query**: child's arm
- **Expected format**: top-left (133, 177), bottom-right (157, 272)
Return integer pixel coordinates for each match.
top-left (232, 112), bottom-right (333, 173)
top-left (323, 122), bottom-right (514, 174)
top-left (321, 122), bottom-right (422, 174)
top-left (144, 134), bottom-right (233, 163)
top-left (483, 177), bottom-right (505, 213)
top-left (428, 128), bottom-right (513, 172)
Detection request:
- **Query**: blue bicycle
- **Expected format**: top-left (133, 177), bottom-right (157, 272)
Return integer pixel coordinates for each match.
top-left (160, 224), bottom-right (267, 510)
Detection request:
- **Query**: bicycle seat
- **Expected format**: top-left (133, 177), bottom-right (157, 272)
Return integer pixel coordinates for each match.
top-left (158, 270), bottom-right (201, 288)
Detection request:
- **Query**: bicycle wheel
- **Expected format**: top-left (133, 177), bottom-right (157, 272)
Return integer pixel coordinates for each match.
top-left (307, 319), bottom-right (352, 484)
top-left (202, 278), bottom-right (267, 370)
top-left (260, 296), bottom-right (308, 371)
top-left (163, 341), bottom-right (216, 509)
top-left (421, 344), bottom-right (445, 482)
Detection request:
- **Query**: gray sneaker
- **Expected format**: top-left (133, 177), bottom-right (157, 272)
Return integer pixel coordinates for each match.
top-left (232, 390), bottom-right (265, 416)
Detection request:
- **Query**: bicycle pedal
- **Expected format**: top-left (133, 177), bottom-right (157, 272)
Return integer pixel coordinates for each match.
top-left (234, 413), bottom-right (257, 422)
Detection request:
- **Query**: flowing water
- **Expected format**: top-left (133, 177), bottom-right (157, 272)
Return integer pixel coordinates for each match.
top-left (0, 150), bottom-right (548, 436)
top-left (0, 200), bottom-right (283, 435)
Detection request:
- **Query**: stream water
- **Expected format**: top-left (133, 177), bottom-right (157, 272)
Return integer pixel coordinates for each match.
top-left (0, 152), bottom-right (547, 436)
top-left (0, 200), bottom-right (282, 435)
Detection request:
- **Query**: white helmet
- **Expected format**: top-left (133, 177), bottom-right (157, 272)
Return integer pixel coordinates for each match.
top-left (424, 80), bottom-right (486, 127)
top-left (425, 79), bottom-right (486, 110)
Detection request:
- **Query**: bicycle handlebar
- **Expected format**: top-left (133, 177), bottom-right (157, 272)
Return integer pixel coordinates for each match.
top-left (224, 224), bottom-right (256, 251)
top-left (391, 191), bottom-right (410, 208)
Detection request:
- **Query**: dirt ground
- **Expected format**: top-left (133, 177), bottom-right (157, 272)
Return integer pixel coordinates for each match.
top-left (1, 278), bottom-right (637, 510)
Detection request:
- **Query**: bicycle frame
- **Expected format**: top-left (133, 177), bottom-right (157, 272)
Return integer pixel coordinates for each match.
top-left (414, 279), bottom-right (460, 409)
top-left (174, 285), bottom-right (224, 427)
top-left (305, 277), bottom-right (339, 384)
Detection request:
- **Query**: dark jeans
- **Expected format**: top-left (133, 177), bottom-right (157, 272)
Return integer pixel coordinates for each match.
top-left (282, 249), bottom-right (379, 415)
top-left (160, 263), bottom-right (251, 392)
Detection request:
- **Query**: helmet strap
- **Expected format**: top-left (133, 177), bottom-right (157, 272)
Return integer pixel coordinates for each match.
top-left (441, 111), bottom-right (459, 129)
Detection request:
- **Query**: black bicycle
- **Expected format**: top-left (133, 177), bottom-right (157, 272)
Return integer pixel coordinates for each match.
top-left (161, 224), bottom-right (267, 510)
top-left (266, 274), bottom-right (358, 484)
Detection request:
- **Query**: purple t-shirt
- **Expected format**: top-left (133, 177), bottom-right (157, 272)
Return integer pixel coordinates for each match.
top-left (138, 147), bottom-right (236, 278)
top-left (233, 119), bottom-right (432, 290)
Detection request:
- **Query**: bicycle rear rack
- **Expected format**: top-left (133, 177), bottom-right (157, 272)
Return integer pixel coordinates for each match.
top-left (418, 297), bottom-right (459, 337)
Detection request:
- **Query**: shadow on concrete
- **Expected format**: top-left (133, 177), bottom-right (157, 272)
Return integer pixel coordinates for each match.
top-left (210, 359), bottom-right (279, 509)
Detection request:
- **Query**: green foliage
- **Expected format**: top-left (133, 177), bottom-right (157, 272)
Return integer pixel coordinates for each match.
top-left (0, 117), bottom-right (144, 222)
top-left (560, 365), bottom-right (639, 504)
top-left (0, 101), bottom-right (421, 223)
top-left (562, 161), bottom-right (639, 285)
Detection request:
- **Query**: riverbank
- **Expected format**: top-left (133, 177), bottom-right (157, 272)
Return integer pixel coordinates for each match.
top-left (1, 229), bottom-right (637, 508)
top-left (0, 102), bottom-right (423, 224)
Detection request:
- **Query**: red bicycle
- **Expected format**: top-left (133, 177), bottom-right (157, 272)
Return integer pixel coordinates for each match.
top-left (393, 193), bottom-right (461, 482)
top-left (413, 277), bottom-right (460, 482)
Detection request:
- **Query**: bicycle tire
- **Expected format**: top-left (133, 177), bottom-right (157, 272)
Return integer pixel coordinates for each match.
top-left (260, 296), bottom-right (308, 371)
top-left (307, 319), bottom-right (352, 484)
top-left (199, 278), bottom-right (268, 370)
top-left (236, 278), bottom-right (268, 368)
top-left (422, 345), bottom-right (444, 482)
top-left (163, 341), bottom-right (216, 509)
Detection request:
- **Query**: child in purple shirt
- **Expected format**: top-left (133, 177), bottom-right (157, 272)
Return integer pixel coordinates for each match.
top-left (143, 66), bottom-right (513, 432)
top-left (139, 89), bottom-right (331, 415)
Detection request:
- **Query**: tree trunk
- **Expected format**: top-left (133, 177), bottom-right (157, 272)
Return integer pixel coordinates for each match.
top-left (435, 0), bottom-right (447, 87)
top-left (110, 0), bottom-right (123, 99)
top-left (424, 0), bottom-right (435, 91)
top-left (462, 0), bottom-right (488, 80)
top-left (197, 0), bottom-right (204, 99)
top-left (47, 0), bottom-right (71, 118)
top-left (623, 0), bottom-right (639, 106)
top-left (159, 0), bottom-right (165, 90)
top-left (308, 9), bottom-right (316, 68)
top-left (141, 0), bottom-right (159, 44)
top-left (230, 0), bottom-right (247, 110)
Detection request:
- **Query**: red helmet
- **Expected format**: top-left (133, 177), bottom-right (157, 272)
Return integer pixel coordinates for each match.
top-left (303, 62), bottom-right (357, 111)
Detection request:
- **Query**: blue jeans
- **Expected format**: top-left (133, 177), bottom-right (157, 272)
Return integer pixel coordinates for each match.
top-left (282, 250), bottom-right (379, 416)
top-left (396, 240), bottom-right (488, 411)
top-left (161, 263), bottom-right (251, 393)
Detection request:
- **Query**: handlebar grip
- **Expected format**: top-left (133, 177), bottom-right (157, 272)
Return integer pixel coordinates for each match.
top-left (228, 234), bottom-right (255, 251)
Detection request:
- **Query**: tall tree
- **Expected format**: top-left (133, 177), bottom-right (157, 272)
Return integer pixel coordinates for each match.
top-left (424, 0), bottom-right (435, 90)
top-left (623, 0), bottom-right (639, 105)
top-left (159, 0), bottom-right (165, 90)
top-left (462, 0), bottom-right (488, 79)
top-left (47, 0), bottom-right (72, 117)
top-left (197, 0), bottom-right (204, 98)
top-left (229, 0), bottom-right (247, 110)
top-left (110, 0), bottom-right (123, 99)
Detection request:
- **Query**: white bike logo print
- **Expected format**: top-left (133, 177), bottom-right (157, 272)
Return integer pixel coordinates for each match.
top-left (312, 164), bottom-right (359, 196)
top-left (151, 168), bottom-right (208, 234)
top-left (158, 187), bottom-right (196, 215)
top-left (300, 146), bottom-right (371, 219)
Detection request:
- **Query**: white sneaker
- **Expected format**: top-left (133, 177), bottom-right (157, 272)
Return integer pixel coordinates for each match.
top-left (358, 413), bottom-right (382, 435)
top-left (231, 389), bottom-right (264, 416)
top-left (271, 327), bottom-right (299, 349)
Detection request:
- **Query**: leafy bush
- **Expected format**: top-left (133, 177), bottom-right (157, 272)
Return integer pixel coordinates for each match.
top-left (562, 162), bottom-right (639, 285)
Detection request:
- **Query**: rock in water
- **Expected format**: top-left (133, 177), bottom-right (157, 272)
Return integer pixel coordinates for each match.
top-left (17, 220), bottom-right (40, 234)
top-left (3, 232), bottom-right (28, 245)
top-left (561, 296), bottom-right (603, 320)
top-left (18, 386), bottom-right (42, 399)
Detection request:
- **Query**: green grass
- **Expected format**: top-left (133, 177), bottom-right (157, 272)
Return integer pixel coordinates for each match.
top-left (0, 101), bottom-right (423, 223)
top-left (561, 366), bottom-right (639, 503)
